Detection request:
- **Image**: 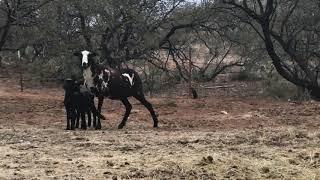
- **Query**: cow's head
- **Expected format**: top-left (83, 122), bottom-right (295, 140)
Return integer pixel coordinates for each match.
top-left (73, 50), bottom-right (97, 69)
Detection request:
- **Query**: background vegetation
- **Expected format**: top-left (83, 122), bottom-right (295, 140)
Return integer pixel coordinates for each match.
top-left (0, 0), bottom-right (319, 99)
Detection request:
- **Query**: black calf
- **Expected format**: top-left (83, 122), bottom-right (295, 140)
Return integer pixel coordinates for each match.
top-left (63, 79), bottom-right (101, 130)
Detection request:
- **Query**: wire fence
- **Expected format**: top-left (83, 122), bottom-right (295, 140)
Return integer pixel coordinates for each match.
top-left (0, 69), bottom-right (255, 99)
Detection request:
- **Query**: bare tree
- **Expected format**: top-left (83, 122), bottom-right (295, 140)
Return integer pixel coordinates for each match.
top-left (0, 0), bottom-right (54, 52)
top-left (221, 0), bottom-right (320, 98)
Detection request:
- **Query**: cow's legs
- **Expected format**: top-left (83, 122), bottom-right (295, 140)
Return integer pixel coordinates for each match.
top-left (90, 104), bottom-right (98, 128)
top-left (97, 96), bottom-right (104, 115)
top-left (134, 95), bottom-right (158, 128)
top-left (92, 111), bottom-right (97, 128)
top-left (118, 98), bottom-right (132, 129)
top-left (90, 88), bottom-right (106, 121)
top-left (95, 112), bottom-right (101, 130)
top-left (94, 96), bottom-right (104, 130)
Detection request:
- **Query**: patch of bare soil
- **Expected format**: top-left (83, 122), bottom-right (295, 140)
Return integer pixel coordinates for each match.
top-left (0, 78), bottom-right (320, 179)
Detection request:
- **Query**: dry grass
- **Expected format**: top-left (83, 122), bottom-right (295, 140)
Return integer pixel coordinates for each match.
top-left (0, 128), bottom-right (319, 179)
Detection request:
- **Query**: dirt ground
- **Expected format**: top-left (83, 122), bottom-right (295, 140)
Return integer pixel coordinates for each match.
top-left (0, 78), bottom-right (320, 180)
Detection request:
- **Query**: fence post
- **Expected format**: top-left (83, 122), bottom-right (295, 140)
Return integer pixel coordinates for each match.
top-left (18, 50), bottom-right (23, 92)
top-left (188, 47), bottom-right (192, 98)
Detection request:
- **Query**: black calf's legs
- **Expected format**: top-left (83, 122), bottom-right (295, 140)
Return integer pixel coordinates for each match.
top-left (66, 110), bottom-right (72, 130)
top-left (65, 107), bottom-right (76, 130)
top-left (80, 112), bottom-right (87, 130)
top-left (134, 95), bottom-right (158, 128)
top-left (75, 111), bottom-right (80, 128)
top-left (65, 108), bottom-right (71, 130)
top-left (118, 98), bottom-right (132, 129)
top-left (70, 109), bottom-right (76, 130)
top-left (87, 110), bottom-right (92, 127)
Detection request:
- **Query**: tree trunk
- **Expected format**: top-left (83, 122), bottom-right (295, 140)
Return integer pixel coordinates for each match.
top-left (261, 25), bottom-right (320, 99)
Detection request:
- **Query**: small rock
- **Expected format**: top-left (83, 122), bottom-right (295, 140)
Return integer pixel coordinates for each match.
top-left (261, 167), bottom-right (270, 173)
top-left (192, 139), bottom-right (200, 143)
top-left (77, 164), bottom-right (84, 168)
top-left (288, 159), bottom-right (299, 165)
top-left (207, 155), bottom-right (213, 161)
top-left (231, 165), bottom-right (238, 169)
top-left (221, 111), bottom-right (228, 115)
top-left (106, 161), bottom-right (114, 167)
top-left (129, 167), bottom-right (138, 172)
top-left (45, 170), bottom-right (54, 174)
top-left (295, 132), bottom-right (307, 138)
top-left (112, 176), bottom-right (117, 180)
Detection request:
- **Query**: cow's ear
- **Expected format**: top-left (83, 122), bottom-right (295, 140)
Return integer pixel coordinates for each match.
top-left (73, 52), bottom-right (81, 56)
top-left (89, 52), bottom-right (97, 57)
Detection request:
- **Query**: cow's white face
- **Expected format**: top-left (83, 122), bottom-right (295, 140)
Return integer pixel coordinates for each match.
top-left (81, 50), bottom-right (90, 68)
top-left (73, 50), bottom-right (97, 69)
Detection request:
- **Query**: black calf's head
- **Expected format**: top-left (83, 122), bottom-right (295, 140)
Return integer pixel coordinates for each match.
top-left (73, 50), bottom-right (97, 69)
top-left (63, 79), bottom-right (81, 95)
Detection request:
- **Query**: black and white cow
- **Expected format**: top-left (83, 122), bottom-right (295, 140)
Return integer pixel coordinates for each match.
top-left (74, 50), bottom-right (158, 129)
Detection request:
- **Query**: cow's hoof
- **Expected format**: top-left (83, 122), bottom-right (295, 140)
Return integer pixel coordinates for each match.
top-left (153, 122), bottom-right (158, 128)
top-left (118, 124), bottom-right (125, 129)
top-left (100, 114), bottom-right (106, 120)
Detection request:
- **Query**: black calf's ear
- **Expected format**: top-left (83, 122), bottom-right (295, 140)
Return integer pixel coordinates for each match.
top-left (73, 52), bottom-right (81, 56)
top-left (78, 79), bottom-right (84, 85)
top-left (74, 80), bottom-right (82, 86)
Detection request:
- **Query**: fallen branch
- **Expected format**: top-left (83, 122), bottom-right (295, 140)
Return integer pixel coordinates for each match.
top-left (199, 84), bottom-right (235, 89)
